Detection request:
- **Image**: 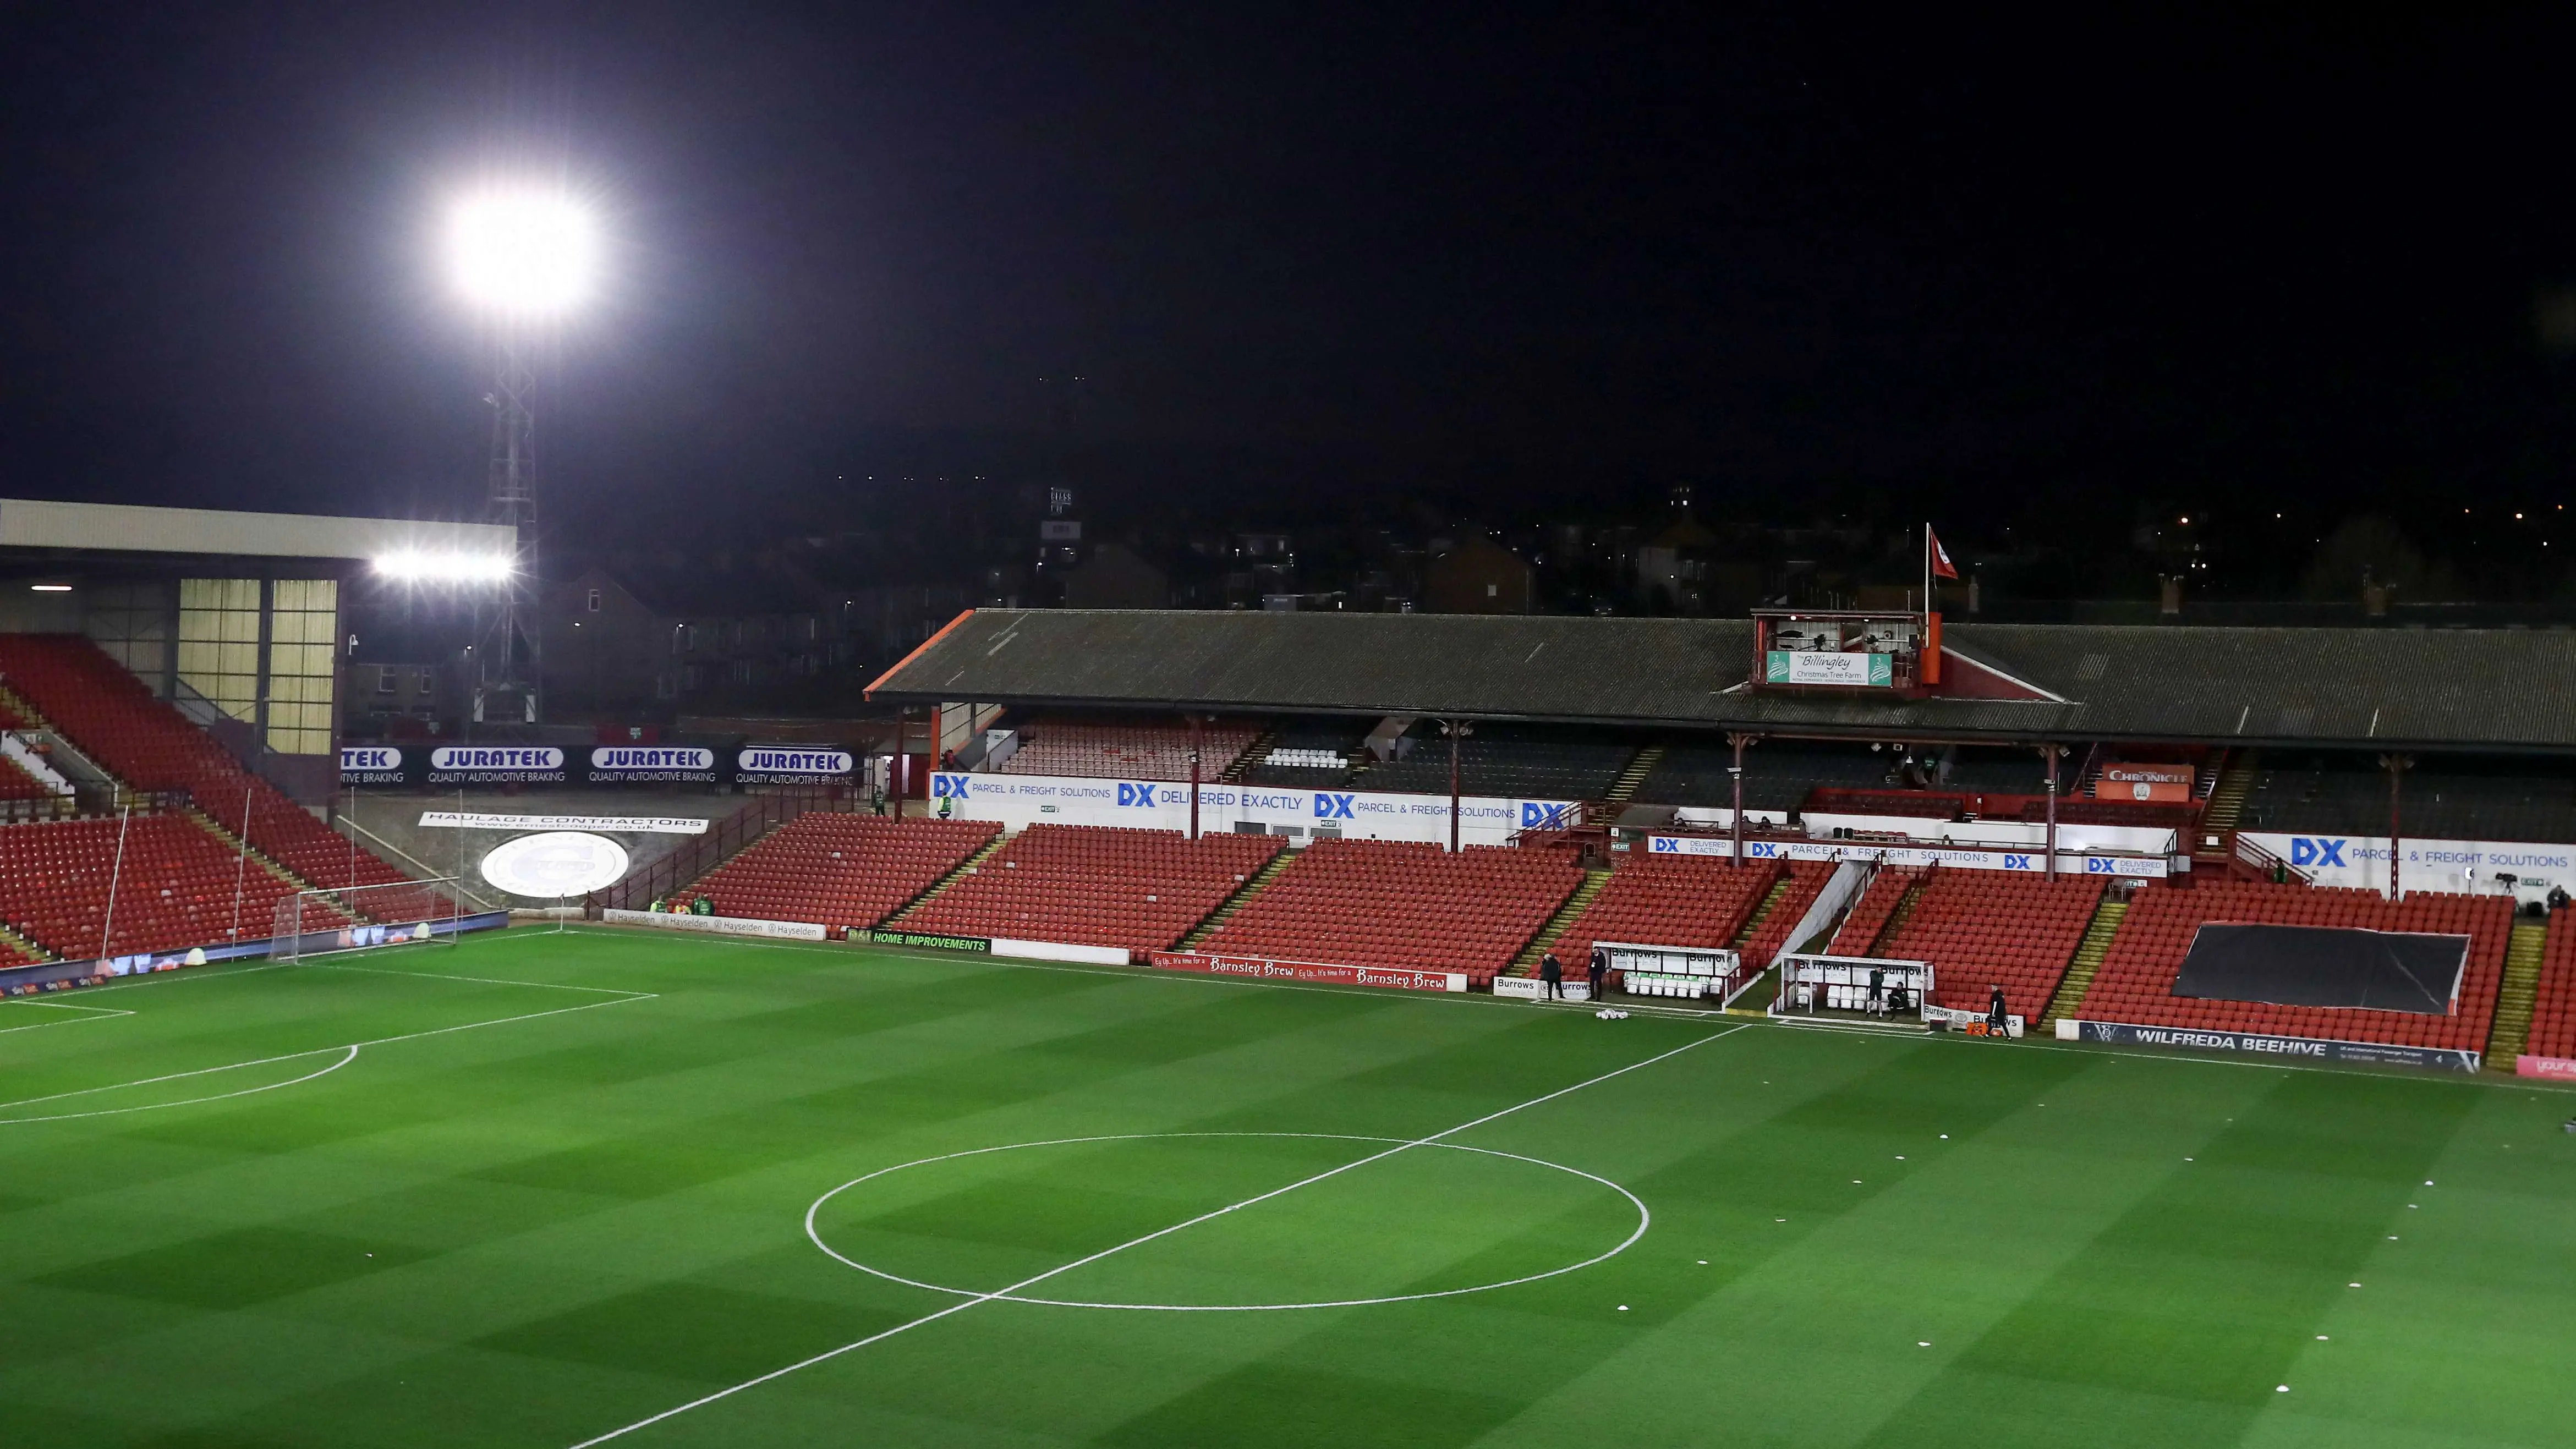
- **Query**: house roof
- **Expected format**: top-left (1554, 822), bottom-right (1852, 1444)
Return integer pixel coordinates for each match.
top-left (864, 608), bottom-right (2576, 754)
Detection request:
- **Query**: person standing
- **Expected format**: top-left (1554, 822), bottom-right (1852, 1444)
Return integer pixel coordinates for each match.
top-left (1539, 952), bottom-right (1564, 1001)
top-left (1988, 984), bottom-right (2009, 1038)
top-left (1868, 965), bottom-right (1887, 1018)
top-left (1587, 945), bottom-right (1608, 1003)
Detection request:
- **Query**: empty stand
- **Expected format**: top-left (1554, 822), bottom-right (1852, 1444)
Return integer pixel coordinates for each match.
top-left (1355, 724), bottom-right (1637, 802)
top-left (1239, 720), bottom-right (1372, 788)
top-left (895, 824), bottom-right (1283, 956)
top-left (1630, 741), bottom-right (1897, 813)
top-left (2237, 753), bottom-right (2576, 842)
top-left (1875, 871), bottom-right (2106, 1021)
top-left (2073, 880), bottom-right (2511, 1055)
top-left (1826, 867), bottom-right (1926, 956)
top-left (1547, 855), bottom-right (1782, 981)
top-left (1198, 838), bottom-right (1581, 985)
top-left (2528, 910), bottom-right (2576, 1062)
top-left (0, 635), bottom-right (409, 891)
top-left (0, 814), bottom-right (305, 960)
top-left (692, 815), bottom-right (997, 932)
top-left (997, 717), bottom-right (1263, 781)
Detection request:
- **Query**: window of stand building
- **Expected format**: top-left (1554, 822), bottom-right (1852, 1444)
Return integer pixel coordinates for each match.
top-left (265, 579), bottom-right (338, 754)
top-left (178, 578), bottom-right (261, 726)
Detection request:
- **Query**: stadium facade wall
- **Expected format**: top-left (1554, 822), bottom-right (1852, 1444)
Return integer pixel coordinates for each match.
top-left (925, 770), bottom-right (1576, 848)
top-left (2237, 831), bottom-right (2575, 900)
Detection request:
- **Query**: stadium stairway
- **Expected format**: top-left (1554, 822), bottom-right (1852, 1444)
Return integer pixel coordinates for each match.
top-left (2196, 750), bottom-right (2257, 867)
top-left (2484, 919), bottom-right (2546, 1071)
top-left (1178, 848), bottom-right (1297, 949)
top-left (186, 807), bottom-right (319, 903)
top-left (893, 833), bottom-right (1013, 916)
top-left (1601, 745), bottom-right (1664, 805)
top-left (2040, 894), bottom-right (2129, 1030)
top-left (1219, 724), bottom-right (1280, 783)
top-left (0, 919), bottom-right (56, 963)
top-left (1508, 866), bottom-right (1614, 974)
top-left (1868, 873), bottom-right (1936, 955)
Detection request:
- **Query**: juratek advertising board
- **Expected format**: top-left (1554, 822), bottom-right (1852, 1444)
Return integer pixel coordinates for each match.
top-left (929, 772), bottom-right (1575, 848)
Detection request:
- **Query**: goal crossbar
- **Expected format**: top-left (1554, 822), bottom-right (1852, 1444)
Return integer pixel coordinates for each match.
top-left (268, 877), bottom-right (470, 962)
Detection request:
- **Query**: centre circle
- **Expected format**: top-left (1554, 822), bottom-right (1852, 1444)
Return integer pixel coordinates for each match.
top-left (805, 1131), bottom-right (1648, 1312)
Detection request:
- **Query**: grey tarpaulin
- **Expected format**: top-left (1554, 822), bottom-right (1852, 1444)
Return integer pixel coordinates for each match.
top-left (2169, 924), bottom-right (2465, 1016)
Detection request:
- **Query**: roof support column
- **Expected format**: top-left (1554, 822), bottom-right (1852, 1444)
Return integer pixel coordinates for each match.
top-left (1188, 713), bottom-right (1203, 841)
top-left (2041, 743), bottom-right (2063, 881)
top-left (1728, 732), bottom-right (1754, 867)
top-left (1444, 719), bottom-right (1471, 853)
top-left (2381, 753), bottom-right (2411, 900)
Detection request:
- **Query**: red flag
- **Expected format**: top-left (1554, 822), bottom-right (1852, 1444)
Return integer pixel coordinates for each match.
top-left (1927, 527), bottom-right (1958, 580)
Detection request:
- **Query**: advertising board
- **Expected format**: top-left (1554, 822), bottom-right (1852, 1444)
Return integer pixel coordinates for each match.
top-left (1646, 833), bottom-right (2169, 877)
top-left (1147, 951), bottom-right (1466, 992)
top-left (1766, 650), bottom-right (1893, 688)
top-left (2068, 1019), bottom-right (2479, 1072)
top-left (603, 908), bottom-right (828, 941)
top-left (927, 771), bottom-right (1573, 849)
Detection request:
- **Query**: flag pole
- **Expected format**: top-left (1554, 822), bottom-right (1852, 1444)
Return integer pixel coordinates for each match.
top-left (1922, 522), bottom-right (1932, 622)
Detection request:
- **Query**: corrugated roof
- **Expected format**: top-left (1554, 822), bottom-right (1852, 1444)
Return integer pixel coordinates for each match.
top-left (865, 610), bottom-right (2576, 753)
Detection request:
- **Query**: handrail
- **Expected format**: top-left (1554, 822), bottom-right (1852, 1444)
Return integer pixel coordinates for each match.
top-left (2232, 831), bottom-right (2312, 885)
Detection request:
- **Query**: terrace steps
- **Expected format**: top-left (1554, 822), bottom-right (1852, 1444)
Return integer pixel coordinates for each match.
top-left (0, 919), bottom-right (56, 963)
top-left (2485, 920), bottom-right (2546, 1071)
top-left (1866, 876), bottom-right (1935, 956)
top-left (1219, 724), bottom-right (1280, 783)
top-left (1510, 866), bottom-right (1614, 974)
top-left (2201, 750), bottom-right (2257, 837)
top-left (1178, 848), bottom-right (1298, 949)
top-left (1602, 745), bottom-right (1664, 805)
top-left (1730, 872), bottom-right (1799, 952)
top-left (887, 834), bottom-right (1012, 923)
top-left (2041, 896), bottom-right (2129, 1028)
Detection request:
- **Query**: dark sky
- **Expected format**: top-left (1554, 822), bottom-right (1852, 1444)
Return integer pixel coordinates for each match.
top-left (3, 5), bottom-right (2573, 546)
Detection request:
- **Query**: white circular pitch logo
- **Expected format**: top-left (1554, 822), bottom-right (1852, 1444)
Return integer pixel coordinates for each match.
top-left (479, 831), bottom-right (630, 898)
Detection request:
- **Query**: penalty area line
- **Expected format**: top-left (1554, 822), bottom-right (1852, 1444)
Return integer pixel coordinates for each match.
top-left (566, 1022), bottom-right (1747, 1448)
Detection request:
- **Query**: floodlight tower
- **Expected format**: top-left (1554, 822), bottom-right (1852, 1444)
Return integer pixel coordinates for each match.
top-left (446, 188), bottom-right (596, 724)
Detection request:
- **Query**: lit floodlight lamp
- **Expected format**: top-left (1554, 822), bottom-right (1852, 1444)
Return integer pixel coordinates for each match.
top-left (29, 583), bottom-right (73, 592)
top-left (447, 188), bottom-right (598, 317)
top-left (373, 551), bottom-right (514, 584)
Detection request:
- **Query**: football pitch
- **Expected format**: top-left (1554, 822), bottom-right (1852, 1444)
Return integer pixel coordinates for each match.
top-left (4, 927), bottom-right (2572, 1448)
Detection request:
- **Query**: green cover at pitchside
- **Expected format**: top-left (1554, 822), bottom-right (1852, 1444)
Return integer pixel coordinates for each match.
top-left (2, 928), bottom-right (2571, 1447)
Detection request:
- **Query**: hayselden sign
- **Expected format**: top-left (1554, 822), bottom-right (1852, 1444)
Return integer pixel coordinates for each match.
top-left (1765, 650), bottom-right (1892, 688)
top-left (736, 747), bottom-right (856, 785)
top-left (586, 745), bottom-right (719, 785)
top-left (927, 771), bottom-right (1574, 848)
top-left (427, 745), bottom-right (566, 785)
top-left (2066, 1018), bottom-right (2479, 1073)
top-left (1646, 833), bottom-right (2169, 878)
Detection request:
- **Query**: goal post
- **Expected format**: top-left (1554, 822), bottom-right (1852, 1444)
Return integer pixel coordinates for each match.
top-left (268, 877), bottom-right (470, 962)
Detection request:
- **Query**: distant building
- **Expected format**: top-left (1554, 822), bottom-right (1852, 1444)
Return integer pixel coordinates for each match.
top-left (1422, 536), bottom-right (1534, 614)
top-left (1062, 542), bottom-right (1170, 610)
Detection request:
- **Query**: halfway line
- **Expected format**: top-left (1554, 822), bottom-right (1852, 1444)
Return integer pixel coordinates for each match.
top-left (568, 1022), bottom-right (1746, 1447)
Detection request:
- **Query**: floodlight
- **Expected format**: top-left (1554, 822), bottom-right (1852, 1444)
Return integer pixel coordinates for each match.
top-left (373, 551), bottom-right (514, 584)
top-left (29, 583), bottom-right (72, 592)
top-left (447, 189), bottom-right (598, 316)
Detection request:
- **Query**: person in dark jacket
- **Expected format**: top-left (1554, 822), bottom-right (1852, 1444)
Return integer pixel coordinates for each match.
top-left (1587, 946), bottom-right (1608, 1002)
top-left (1539, 952), bottom-right (1564, 1000)
top-left (1988, 984), bottom-right (2009, 1037)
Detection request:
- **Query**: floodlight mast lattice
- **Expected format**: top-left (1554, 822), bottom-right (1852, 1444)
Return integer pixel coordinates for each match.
top-left (447, 188), bottom-right (596, 725)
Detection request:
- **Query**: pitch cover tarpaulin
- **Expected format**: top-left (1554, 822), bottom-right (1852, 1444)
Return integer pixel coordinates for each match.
top-left (2170, 924), bottom-right (2465, 1016)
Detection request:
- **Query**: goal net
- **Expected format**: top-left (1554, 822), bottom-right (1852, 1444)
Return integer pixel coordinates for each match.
top-left (268, 877), bottom-right (469, 962)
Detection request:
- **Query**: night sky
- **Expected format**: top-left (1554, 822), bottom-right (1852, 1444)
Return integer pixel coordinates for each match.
top-left (4, 6), bottom-right (2573, 561)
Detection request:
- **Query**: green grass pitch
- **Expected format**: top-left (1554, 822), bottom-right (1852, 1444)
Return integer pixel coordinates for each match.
top-left (3, 925), bottom-right (2572, 1448)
